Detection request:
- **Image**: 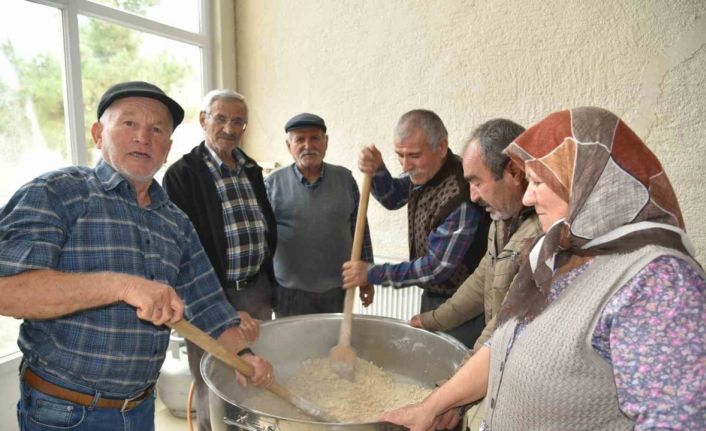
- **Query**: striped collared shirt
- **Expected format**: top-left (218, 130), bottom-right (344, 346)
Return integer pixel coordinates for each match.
top-left (202, 145), bottom-right (268, 281)
top-left (0, 159), bottom-right (238, 395)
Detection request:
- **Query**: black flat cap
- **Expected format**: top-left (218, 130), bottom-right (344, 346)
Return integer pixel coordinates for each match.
top-left (97, 81), bottom-right (185, 128)
top-left (284, 113), bottom-right (326, 133)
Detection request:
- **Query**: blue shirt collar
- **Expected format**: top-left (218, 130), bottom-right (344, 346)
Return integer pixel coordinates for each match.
top-left (292, 162), bottom-right (326, 187)
top-left (94, 159), bottom-right (169, 209)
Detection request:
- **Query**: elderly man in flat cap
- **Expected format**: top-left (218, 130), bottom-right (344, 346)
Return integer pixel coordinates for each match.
top-left (265, 113), bottom-right (374, 317)
top-left (163, 89), bottom-right (277, 431)
top-left (0, 81), bottom-right (273, 431)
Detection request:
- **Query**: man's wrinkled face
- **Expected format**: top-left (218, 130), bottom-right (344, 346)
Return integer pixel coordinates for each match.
top-left (463, 141), bottom-right (525, 221)
top-left (394, 128), bottom-right (447, 185)
top-left (92, 97), bottom-right (173, 187)
top-left (286, 127), bottom-right (328, 172)
top-left (201, 99), bottom-right (247, 155)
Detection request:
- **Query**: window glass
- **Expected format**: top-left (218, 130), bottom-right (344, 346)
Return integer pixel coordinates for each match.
top-left (89, 0), bottom-right (201, 33)
top-left (79, 16), bottom-right (204, 172)
top-left (0, 0), bottom-right (70, 356)
top-left (0, 0), bottom-right (209, 359)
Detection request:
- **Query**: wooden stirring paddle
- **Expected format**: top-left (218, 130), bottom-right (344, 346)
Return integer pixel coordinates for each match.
top-left (167, 320), bottom-right (336, 422)
top-left (329, 173), bottom-right (373, 380)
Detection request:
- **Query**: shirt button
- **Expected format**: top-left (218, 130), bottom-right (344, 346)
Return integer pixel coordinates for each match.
top-left (150, 275), bottom-right (155, 280)
top-left (490, 398), bottom-right (495, 409)
top-left (499, 361), bottom-right (505, 372)
top-left (146, 239), bottom-right (151, 245)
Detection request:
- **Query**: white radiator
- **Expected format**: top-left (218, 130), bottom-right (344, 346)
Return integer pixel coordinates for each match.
top-left (353, 285), bottom-right (422, 321)
top-left (352, 256), bottom-right (422, 321)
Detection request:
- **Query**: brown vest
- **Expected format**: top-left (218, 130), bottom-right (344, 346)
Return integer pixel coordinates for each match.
top-left (407, 150), bottom-right (490, 297)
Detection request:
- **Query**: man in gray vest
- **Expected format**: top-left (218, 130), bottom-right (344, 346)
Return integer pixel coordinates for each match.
top-left (265, 113), bottom-right (373, 317)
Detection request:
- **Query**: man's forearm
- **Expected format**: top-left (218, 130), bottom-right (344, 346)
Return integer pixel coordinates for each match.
top-left (421, 260), bottom-right (488, 330)
top-left (371, 168), bottom-right (410, 210)
top-left (0, 269), bottom-right (125, 319)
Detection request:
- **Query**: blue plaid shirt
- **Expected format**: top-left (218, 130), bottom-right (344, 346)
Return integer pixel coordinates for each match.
top-left (367, 167), bottom-right (480, 287)
top-left (0, 160), bottom-right (239, 395)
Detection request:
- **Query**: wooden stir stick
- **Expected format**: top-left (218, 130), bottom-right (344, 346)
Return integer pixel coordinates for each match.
top-left (167, 320), bottom-right (336, 422)
top-left (329, 173), bottom-right (373, 380)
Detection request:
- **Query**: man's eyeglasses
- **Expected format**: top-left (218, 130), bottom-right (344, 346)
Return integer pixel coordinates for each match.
top-left (207, 113), bottom-right (247, 130)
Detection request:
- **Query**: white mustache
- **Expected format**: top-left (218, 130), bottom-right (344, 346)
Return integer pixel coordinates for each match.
top-left (300, 150), bottom-right (321, 157)
top-left (403, 169), bottom-right (423, 178)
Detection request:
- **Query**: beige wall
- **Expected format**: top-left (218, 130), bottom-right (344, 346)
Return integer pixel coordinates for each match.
top-left (234, 0), bottom-right (706, 263)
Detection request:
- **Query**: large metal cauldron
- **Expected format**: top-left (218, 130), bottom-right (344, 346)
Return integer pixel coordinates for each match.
top-left (202, 314), bottom-right (467, 431)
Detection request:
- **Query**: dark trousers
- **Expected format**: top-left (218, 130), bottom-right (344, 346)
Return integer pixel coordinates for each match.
top-left (421, 291), bottom-right (485, 349)
top-left (186, 273), bottom-right (273, 431)
top-left (274, 285), bottom-right (345, 317)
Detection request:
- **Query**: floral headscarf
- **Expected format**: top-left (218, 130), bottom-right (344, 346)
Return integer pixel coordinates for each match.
top-left (498, 106), bottom-right (694, 322)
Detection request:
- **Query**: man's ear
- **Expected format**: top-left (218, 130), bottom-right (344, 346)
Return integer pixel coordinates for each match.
top-left (437, 137), bottom-right (449, 158)
top-left (91, 122), bottom-right (103, 149)
top-left (163, 139), bottom-right (173, 164)
top-left (199, 111), bottom-right (207, 129)
top-left (506, 159), bottom-right (524, 185)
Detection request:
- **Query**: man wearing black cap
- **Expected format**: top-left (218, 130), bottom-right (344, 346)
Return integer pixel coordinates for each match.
top-left (0, 81), bottom-right (274, 431)
top-left (265, 113), bottom-right (374, 317)
top-left (163, 89), bottom-right (277, 431)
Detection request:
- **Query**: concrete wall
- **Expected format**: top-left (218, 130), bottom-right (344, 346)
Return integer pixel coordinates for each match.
top-left (234, 0), bottom-right (706, 263)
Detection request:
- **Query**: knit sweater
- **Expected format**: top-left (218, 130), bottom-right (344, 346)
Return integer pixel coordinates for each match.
top-left (265, 163), bottom-right (360, 293)
top-left (485, 245), bottom-right (698, 430)
top-left (408, 152), bottom-right (490, 297)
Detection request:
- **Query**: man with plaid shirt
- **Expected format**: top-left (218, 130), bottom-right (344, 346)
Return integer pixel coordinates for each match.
top-left (0, 81), bottom-right (273, 431)
top-left (163, 89), bottom-right (277, 431)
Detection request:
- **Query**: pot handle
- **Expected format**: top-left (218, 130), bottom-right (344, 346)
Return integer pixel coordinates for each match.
top-left (223, 413), bottom-right (280, 431)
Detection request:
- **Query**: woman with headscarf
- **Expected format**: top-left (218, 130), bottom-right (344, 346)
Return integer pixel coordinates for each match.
top-left (379, 107), bottom-right (705, 430)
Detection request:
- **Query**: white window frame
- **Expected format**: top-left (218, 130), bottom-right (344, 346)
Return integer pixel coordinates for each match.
top-left (0, 0), bottom-right (214, 363)
top-left (25, 0), bottom-right (214, 166)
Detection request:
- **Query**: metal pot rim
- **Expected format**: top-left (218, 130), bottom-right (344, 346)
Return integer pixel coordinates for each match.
top-left (201, 313), bottom-right (467, 425)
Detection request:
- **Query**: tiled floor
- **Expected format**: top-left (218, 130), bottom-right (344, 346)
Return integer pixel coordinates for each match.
top-left (155, 396), bottom-right (188, 430)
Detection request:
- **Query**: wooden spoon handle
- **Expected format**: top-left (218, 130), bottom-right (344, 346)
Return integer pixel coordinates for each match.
top-left (167, 320), bottom-right (334, 421)
top-left (168, 320), bottom-right (254, 374)
top-left (339, 173), bottom-right (373, 346)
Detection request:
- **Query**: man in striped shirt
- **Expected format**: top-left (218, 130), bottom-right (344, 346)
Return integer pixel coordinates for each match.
top-left (163, 89), bottom-right (277, 431)
top-left (342, 110), bottom-right (491, 348)
top-left (0, 81), bottom-right (273, 431)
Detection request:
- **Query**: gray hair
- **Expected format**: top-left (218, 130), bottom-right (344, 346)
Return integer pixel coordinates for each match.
top-left (395, 109), bottom-right (448, 150)
top-left (201, 89), bottom-right (248, 117)
top-left (465, 119), bottom-right (525, 180)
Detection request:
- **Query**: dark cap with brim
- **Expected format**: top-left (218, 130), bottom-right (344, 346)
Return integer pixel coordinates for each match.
top-left (285, 112), bottom-right (326, 133)
top-left (97, 81), bottom-right (185, 128)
